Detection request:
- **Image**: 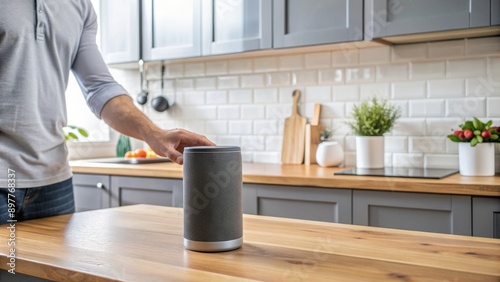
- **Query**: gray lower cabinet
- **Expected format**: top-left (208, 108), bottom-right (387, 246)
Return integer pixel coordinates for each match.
top-left (110, 176), bottom-right (183, 208)
top-left (73, 174), bottom-right (111, 212)
top-left (353, 190), bottom-right (471, 235)
top-left (243, 184), bottom-right (352, 224)
top-left (273, 0), bottom-right (363, 48)
top-left (472, 197), bottom-right (500, 238)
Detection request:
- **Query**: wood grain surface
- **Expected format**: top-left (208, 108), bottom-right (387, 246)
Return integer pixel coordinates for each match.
top-left (0, 205), bottom-right (498, 281)
top-left (69, 161), bottom-right (500, 196)
top-left (281, 90), bottom-right (307, 164)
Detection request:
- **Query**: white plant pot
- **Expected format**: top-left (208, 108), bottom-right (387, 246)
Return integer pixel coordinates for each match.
top-left (459, 143), bottom-right (495, 176)
top-left (316, 141), bottom-right (344, 167)
top-left (356, 136), bottom-right (384, 169)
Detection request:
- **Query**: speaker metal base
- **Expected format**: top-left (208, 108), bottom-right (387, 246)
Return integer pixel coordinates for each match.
top-left (184, 237), bottom-right (242, 252)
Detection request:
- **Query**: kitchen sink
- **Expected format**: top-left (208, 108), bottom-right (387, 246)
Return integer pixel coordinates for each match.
top-left (76, 157), bottom-right (171, 164)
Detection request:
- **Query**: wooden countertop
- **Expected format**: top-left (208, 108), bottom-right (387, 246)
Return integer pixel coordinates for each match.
top-left (1, 205), bottom-right (499, 281)
top-left (70, 160), bottom-right (500, 196)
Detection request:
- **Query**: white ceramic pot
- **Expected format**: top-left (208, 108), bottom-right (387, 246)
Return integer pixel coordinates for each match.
top-left (316, 141), bottom-right (344, 167)
top-left (356, 136), bottom-right (384, 169)
top-left (459, 143), bottom-right (495, 176)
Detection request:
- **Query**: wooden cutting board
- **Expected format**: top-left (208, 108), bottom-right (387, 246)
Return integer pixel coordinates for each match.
top-left (305, 104), bottom-right (324, 165)
top-left (281, 90), bottom-right (307, 164)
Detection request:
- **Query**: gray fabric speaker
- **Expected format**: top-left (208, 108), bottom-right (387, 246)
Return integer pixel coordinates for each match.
top-left (183, 146), bottom-right (243, 252)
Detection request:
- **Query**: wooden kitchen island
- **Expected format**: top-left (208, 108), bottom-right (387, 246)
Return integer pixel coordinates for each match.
top-left (1, 205), bottom-right (499, 281)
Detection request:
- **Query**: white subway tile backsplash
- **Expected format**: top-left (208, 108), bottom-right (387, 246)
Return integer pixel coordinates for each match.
top-left (181, 106), bottom-right (216, 120)
top-left (217, 105), bottom-right (240, 119)
top-left (489, 57), bottom-right (500, 77)
top-left (217, 76), bottom-right (239, 89)
top-left (343, 152), bottom-right (356, 167)
top-left (319, 68), bottom-right (344, 84)
top-left (409, 99), bottom-right (445, 117)
top-left (241, 151), bottom-right (253, 163)
top-left (428, 79), bottom-right (465, 98)
top-left (447, 58), bottom-right (487, 78)
top-left (332, 49), bottom-right (359, 66)
top-left (331, 119), bottom-right (350, 136)
top-left (409, 137), bottom-right (446, 153)
top-left (292, 70), bottom-right (318, 85)
top-left (360, 83), bottom-right (390, 100)
top-left (194, 77), bottom-right (216, 90)
top-left (254, 57), bottom-right (278, 72)
top-left (305, 86), bottom-right (332, 102)
top-left (229, 89), bottom-right (253, 104)
top-left (487, 97), bottom-right (500, 117)
top-left (254, 120), bottom-right (279, 135)
top-left (229, 120), bottom-right (252, 135)
top-left (359, 46), bottom-right (391, 64)
top-left (165, 64), bottom-right (183, 78)
top-left (216, 136), bottom-right (240, 146)
top-left (425, 154), bottom-right (458, 169)
top-left (346, 67), bottom-right (375, 83)
top-left (206, 90), bottom-right (228, 105)
top-left (265, 136), bottom-right (282, 151)
top-left (183, 121), bottom-right (205, 133)
top-left (241, 105), bottom-right (265, 119)
top-left (376, 63), bottom-right (409, 82)
top-left (254, 88), bottom-right (278, 103)
top-left (410, 61), bottom-right (446, 80)
top-left (205, 120), bottom-right (228, 134)
top-left (184, 62), bottom-right (205, 77)
top-left (241, 74), bottom-right (265, 88)
top-left (428, 40), bottom-right (465, 58)
top-left (266, 104), bottom-right (290, 120)
top-left (278, 87), bottom-right (305, 103)
top-left (466, 77), bottom-right (499, 97)
top-left (333, 85), bottom-right (359, 101)
top-left (446, 97), bottom-right (486, 117)
top-left (425, 118), bottom-right (463, 136)
top-left (267, 72), bottom-right (292, 87)
top-left (241, 136), bottom-right (265, 151)
top-left (228, 59), bottom-right (253, 74)
top-left (176, 78), bottom-right (194, 90)
top-left (447, 141), bottom-right (458, 154)
top-left (206, 61), bottom-right (228, 76)
top-left (384, 136), bottom-right (408, 153)
top-left (392, 81), bottom-right (426, 100)
top-left (392, 153), bottom-right (424, 168)
top-left (392, 100), bottom-right (409, 118)
top-left (182, 91), bottom-right (206, 105)
top-left (305, 52), bottom-right (332, 69)
top-left (392, 118), bottom-right (426, 136)
top-left (320, 103), bottom-right (345, 119)
top-left (253, 152), bottom-right (281, 164)
top-left (466, 37), bottom-right (500, 56)
top-left (279, 54), bottom-right (305, 71)
top-left (391, 43), bottom-right (427, 62)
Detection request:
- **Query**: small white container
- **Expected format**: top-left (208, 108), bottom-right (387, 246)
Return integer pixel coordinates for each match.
top-left (316, 141), bottom-right (344, 167)
top-left (459, 143), bottom-right (495, 176)
top-left (355, 136), bottom-right (384, 169)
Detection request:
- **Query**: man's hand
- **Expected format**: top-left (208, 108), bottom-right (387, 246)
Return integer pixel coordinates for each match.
top-left (100, 95), bottom-right (215, 164)
top-left (144, 128), bottom-right (215, 164)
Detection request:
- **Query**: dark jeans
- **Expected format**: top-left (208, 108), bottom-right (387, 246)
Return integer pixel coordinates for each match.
top-left (0, 178), bottom-right (75, 225)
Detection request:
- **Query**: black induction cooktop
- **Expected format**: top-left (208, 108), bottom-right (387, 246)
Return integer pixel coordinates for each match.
top-left (334, 167), bottom-right (459, 179)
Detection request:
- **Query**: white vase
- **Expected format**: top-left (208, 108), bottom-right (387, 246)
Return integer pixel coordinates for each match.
top-left (316, 141), bottom-right (344, 167)
top-left (356, 136), bottom-right (384, 169)
top-left (459, 143), bottom-right (495, 176)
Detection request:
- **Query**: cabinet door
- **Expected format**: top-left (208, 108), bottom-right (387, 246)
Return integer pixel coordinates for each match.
top-left (110, 176), bottom-right (183, 207)
top-left (99, 0), bottom-right (140, 64)
top-left (492, 0), bottom-right (500, 25)
top-left (273, 0), bottom-right (363, 48)
top-left (243, 184), bottom-right (352, 223)
top-left (368, 0), bottom-right (490, 38)
top-left (73, 174), bottom-right (111, 212)
top-left (472, 197), bottom-right (500, 238)
top-left (353, 190), bottom-right (471, 235)
top-left (202, 0), bottom-right (272, 55)
top-left (142, 0), bottom-right (202, 61)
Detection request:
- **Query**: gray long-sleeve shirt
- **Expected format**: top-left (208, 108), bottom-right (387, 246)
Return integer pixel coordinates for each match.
top-left (0, 0), bottom-right (127, 188)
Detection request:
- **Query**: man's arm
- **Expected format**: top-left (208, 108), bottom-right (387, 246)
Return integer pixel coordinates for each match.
top-left (100, 95), bottom-right (215, 164)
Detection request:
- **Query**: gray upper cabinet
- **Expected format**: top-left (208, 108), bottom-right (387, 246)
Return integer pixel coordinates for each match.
top-left (142, 0), bottom-right (202, 61)
top-left (99, 0), bottom-right (140, 65)
top-left (492, 0), bottom-right (500, 25)
top-left (73, 174), bottom-right (111, 212)
top-left (367, 0), bottom-right (492, 38)
top-left (202, 0), bottom-right (272, 56)
top-left (273, 0), bottom-right (363, 48)
top-left (353, 190), bottom-right (471, 235)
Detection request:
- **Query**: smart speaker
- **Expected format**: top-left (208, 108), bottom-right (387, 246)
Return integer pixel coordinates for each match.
top-left (183, 146), bottom-right (243, 252)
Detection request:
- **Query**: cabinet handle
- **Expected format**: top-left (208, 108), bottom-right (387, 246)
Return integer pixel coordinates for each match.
top-left (96, 182), bottom-right (105, 189)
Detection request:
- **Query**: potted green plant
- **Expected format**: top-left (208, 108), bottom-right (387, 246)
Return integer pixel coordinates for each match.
top-left (346, 97), bottom-right (401, 169)
top-left (62, 125), bottom-right (88, 141)
top-left (447, 117), bottom-right (498, 176)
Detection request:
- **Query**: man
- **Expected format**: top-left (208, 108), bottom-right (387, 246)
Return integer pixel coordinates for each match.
top-left (0, 0), bottom-right (214, 224)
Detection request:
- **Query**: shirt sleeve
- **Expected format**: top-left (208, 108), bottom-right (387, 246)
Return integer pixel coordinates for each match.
top-left (70, 2), bottom-right (129, 118)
